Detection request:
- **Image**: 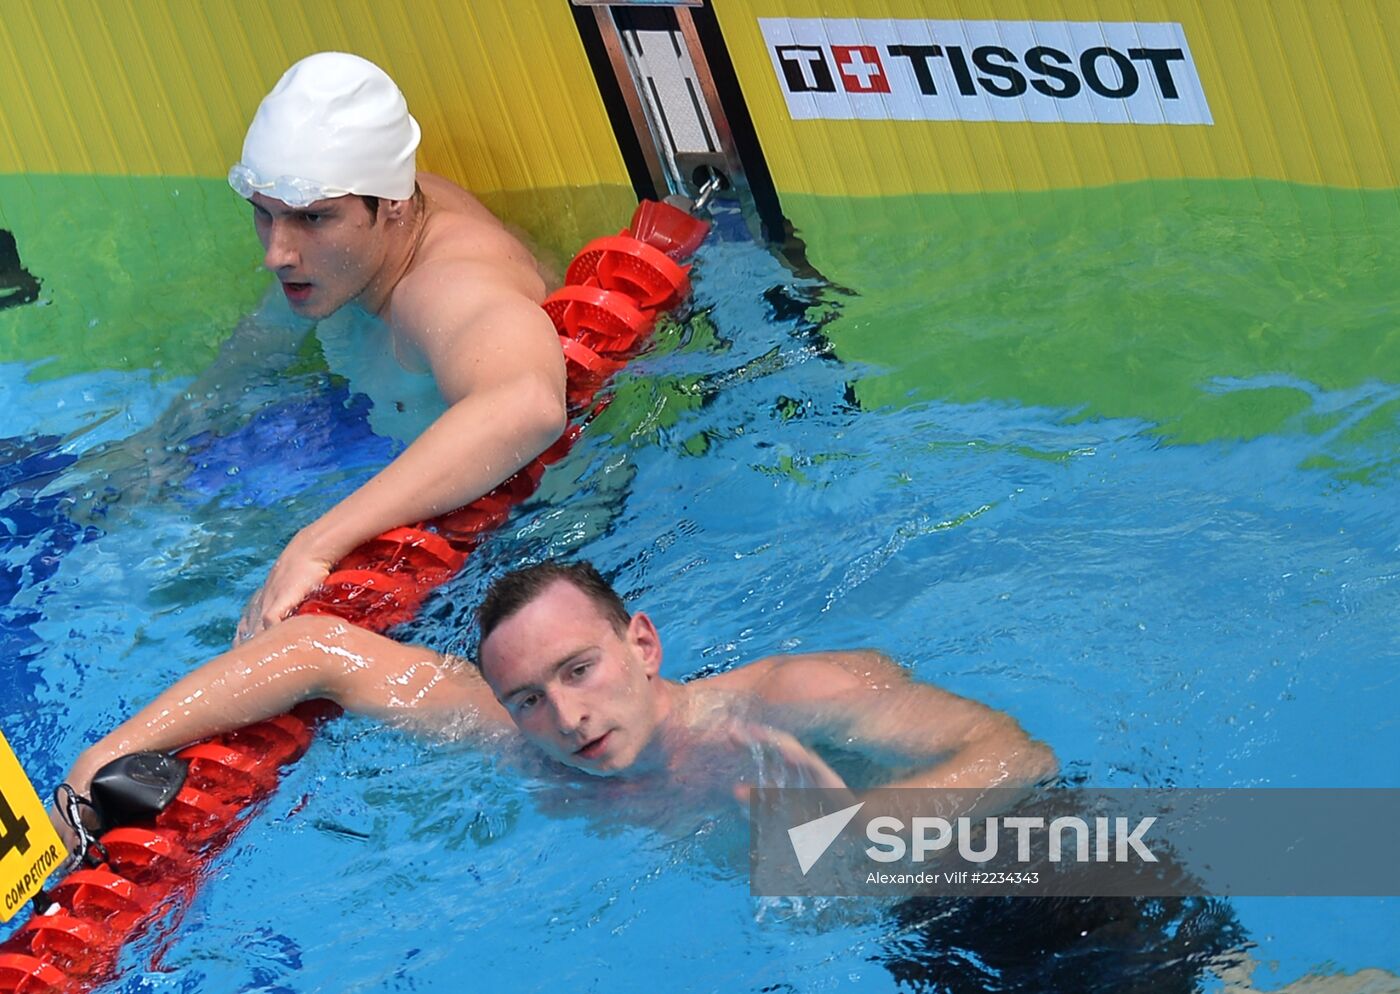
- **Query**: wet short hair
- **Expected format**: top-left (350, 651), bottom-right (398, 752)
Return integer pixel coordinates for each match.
top-left (477, 560), bottom-right (631, 650)
top-left (359, 183), bottom-right (421, 226)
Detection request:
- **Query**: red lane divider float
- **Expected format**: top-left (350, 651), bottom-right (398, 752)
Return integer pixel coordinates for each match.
top-left (0, 200), bottom-right (710, 993)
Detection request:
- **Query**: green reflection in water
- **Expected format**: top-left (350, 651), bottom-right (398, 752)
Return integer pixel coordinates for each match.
top-left (789, 180), bottom-right (1400, 475)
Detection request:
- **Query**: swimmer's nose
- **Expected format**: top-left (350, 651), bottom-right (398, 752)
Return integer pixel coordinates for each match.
top-left (550, 692), bottom-right (587, 738)
top-left (262, 222), bottom-right (299, 273)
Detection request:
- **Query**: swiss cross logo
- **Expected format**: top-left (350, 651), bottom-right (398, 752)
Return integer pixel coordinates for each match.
top-left (832, 45), bottom-right (889, 94)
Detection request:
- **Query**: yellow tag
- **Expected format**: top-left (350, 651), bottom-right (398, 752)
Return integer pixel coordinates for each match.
top-left (0, 729), bottom-right (68, 922)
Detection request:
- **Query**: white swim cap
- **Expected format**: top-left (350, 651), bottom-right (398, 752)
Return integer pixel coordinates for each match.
top-left (228, 52), bottom-right (421, 208)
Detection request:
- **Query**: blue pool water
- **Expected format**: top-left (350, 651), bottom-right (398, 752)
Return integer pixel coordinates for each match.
top-left (2, 208), bottom-right (1398, 991)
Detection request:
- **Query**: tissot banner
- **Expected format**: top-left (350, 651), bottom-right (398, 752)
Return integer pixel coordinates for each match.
top-left (759, 18), bottom-right (1214, 126)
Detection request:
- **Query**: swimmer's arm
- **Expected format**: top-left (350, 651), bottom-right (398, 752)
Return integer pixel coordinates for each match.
top-left (243, 280), bottom-right (566, 635)
top-left (752, 650), bottom-right (1058, 793)
top-left (307, 287), bottom-right (566, 542)
top-left (67, 615), bottom-right (508, 797)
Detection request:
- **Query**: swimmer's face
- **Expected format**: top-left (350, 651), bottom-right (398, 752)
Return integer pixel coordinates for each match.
top-left (480, 580), bottom-right (666, 777)
top-left (250, 193), bottom-right (388, 319)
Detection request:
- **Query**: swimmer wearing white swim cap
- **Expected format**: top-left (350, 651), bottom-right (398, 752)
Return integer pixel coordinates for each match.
top-left (225, 52), bottom-right (567, 643)
top-left (229, 52), bottom-right (421, 209)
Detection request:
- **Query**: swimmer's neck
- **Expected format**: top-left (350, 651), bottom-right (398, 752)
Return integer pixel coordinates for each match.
top-left (355, 194), bottom-right (430, 318)
top-left (613, 678), bottom-right (691, 780)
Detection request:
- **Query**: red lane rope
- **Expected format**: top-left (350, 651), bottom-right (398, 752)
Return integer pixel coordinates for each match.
top-left (0, 201), bottom-right (710, 993)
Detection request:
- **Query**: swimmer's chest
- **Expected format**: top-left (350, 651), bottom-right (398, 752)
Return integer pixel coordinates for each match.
top-left (316, 314), bottom-right (447, 443)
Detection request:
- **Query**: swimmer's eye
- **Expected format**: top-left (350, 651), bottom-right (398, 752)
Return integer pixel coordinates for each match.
top-left (514, 692), bottom-right (540, 712)
top-left (567, 662), bottom-right (592, 681)
top-left (302, 212), bottom-right (324, 225)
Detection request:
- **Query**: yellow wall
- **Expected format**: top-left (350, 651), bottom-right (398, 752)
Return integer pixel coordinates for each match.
top-left (716, 0), bottom-right (1400, 195)
top-left (0, 0), bottom-right (630, 193)
top-left (3, 1), bottom-right (1395, 200)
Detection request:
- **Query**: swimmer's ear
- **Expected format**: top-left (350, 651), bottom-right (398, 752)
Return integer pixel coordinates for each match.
top-left (383, 197), bottom-right (412, 223)
top-left (627, 611), bottom-right (662, 678)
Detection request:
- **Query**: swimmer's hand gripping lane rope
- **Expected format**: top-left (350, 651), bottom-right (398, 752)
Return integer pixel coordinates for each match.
top-left (0, 200), bottom-right (711, 994)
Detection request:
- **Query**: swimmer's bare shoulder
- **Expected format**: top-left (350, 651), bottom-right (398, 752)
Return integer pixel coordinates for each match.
top-left (413, 172), bottom-right (552, 296)
top-left (383, 175), bottom-right (563, 403)
top-left (697, 648), bottom-right (909, 706)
